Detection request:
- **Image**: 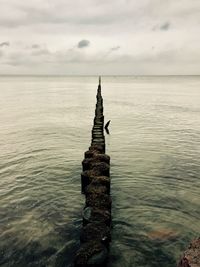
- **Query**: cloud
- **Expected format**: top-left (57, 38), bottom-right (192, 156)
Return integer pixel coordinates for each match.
top-left (31, 44), bottom-right (40, 49)
top-left (77, 39), bottom-right (90, 48)
top-left (110, 46), bottom-right (120, 51)
top-left (0, 42), bottom-right (10, 47)
top-left (160, 22), bottom-right (170, 31)
top-left (152, 22), bottom-right (171, 31)
top-left (0, 1), bottom-right (145, 28)
top-left (31, 48), bottom-right (50, 56)
top-left (0, 0), bottom-right (199, 74)
top-left (103, 45), bottom-right (120, 58)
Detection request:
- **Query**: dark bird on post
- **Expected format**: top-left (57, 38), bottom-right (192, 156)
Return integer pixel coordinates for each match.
top-left (105, 120), bottom-right (111, 134)
top-left (105, 120), bottom-right (110, 129)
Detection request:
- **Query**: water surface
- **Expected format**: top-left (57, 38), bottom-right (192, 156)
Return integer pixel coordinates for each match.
top-left (0, 76), bottom-right (200, 266)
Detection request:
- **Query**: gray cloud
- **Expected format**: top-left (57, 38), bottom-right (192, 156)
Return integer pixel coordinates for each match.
top-left (152, 22), bottom-right (171, 31)
top-left (110, 46), bottom-right (120, 51)
top-left (31, 48), bottom-right (50, 56)
top-left (0, 42), bottom-right (10, 47)
top-left (2, 45), bottom-right (200, 75)
top-left (0, 0), bottom-right (199, 74)
top-left (31, 44), bottom-right (40, 49)
top-left (77, 40), bottom-right (90, 48)
top-left (160, 22), bottom-right (170, 31)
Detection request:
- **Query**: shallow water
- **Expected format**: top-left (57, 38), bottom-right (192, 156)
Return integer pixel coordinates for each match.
top-left (0, 76), bottom-right (199, 267)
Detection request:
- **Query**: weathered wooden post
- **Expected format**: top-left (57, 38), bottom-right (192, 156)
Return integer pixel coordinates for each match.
top-left (74, 77), bottom-right (111, 266)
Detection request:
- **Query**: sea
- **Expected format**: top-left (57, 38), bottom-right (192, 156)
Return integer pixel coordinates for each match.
top-left (0, 75), bottom-right (200, 267)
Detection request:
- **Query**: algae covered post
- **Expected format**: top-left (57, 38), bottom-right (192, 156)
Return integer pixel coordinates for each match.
top-left (74, 77), bottom-right (111, 266)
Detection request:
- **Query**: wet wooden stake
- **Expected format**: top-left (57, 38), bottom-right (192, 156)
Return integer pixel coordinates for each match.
top-left (74, 77), bottom-right (111, 267)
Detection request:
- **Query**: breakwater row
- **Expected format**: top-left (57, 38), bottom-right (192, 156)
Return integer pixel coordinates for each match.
top-left (74, 78), bottom-right (111, 266)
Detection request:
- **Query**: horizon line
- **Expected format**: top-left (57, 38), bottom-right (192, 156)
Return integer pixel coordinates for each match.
top-left (0, 74), bottom-right (200, 77)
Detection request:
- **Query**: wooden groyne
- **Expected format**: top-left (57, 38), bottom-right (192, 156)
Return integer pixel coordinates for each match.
top-left (74, 78), bottom-right (111, 266)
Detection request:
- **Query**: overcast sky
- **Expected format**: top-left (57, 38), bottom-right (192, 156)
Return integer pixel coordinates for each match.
top-left (0, 0), bottom-right (199, 75)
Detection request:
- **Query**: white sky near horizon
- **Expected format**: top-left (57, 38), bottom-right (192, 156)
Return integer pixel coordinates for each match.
top-left (0, 0), bottom-right (200, 75)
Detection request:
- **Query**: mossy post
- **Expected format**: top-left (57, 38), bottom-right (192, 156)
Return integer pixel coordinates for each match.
top-left (74, 77), bottom-right (111, 266)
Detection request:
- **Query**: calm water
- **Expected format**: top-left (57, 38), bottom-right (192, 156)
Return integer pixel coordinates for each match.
top-left (0, 76), bottom-right (199, 267)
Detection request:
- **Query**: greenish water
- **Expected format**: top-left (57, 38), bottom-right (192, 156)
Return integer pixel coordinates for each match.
top-left (0, 76), bottom-right (199, 266)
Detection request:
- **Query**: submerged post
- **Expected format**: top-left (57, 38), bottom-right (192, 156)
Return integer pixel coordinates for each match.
top-left (74, 77), bottom-right (111, 266)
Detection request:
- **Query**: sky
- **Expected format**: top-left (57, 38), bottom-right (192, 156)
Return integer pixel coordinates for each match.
top-left (0, 0), bottom-right (199, 75)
